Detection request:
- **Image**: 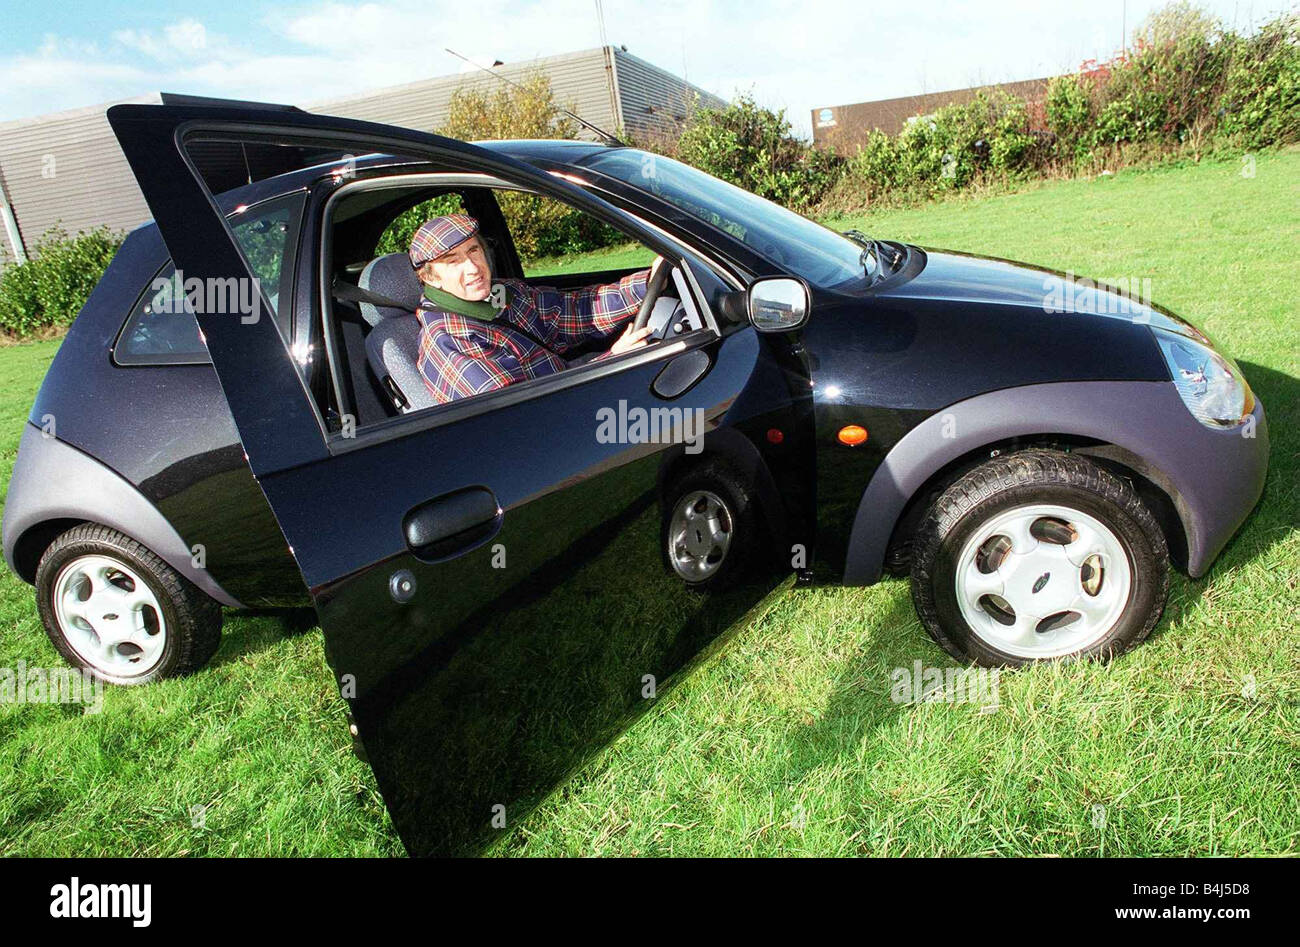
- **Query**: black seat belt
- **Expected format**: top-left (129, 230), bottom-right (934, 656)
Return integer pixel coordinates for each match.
top-left (330, 277), bottom-right (413, 313)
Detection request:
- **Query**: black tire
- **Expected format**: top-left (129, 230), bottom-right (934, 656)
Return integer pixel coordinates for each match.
top-left (910, 449), bottom-right (1169, 667)
top-left (35, 524), bottom-right (223, 685)
top-left (661, 460), bottom-right (759, 591)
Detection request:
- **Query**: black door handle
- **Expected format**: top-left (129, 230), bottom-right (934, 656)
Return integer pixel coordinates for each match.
top-left (403, 486), bottom-right (501, 560)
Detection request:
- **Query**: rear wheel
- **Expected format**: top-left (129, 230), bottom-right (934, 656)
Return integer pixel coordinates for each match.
top-left (35, 524), bottom-right (223, 685)
top-left (662, 461), bottom-right (758, 591)
top-left (910, 450), bottom-right (1169, 666)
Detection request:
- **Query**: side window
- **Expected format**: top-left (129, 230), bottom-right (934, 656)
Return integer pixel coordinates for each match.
top-left (503, 191), bottom-right (646, 278)
top-left (113, 264), bottom-right (206, 365)
top-left (115, 192), bottom-right (305, 365)
top-left (374, 193), bottom-right (466, 257)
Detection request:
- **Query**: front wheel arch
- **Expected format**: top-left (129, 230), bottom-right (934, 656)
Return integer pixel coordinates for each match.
top-left (840, 381), bottom-right (1220, 586)
top-left (654, 428), bottom-right (790, 557)
top-left (881, 436), bottom-right (1189, 578)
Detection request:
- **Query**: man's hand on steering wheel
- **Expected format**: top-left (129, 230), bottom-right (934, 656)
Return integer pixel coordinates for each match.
top-left (609, 322), bottom-right (655, 355)
top-left (612, 255), bottom-right (668, 356)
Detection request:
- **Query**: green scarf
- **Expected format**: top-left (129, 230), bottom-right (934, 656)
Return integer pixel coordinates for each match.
top-left (422, 284), bottom-right (506, 321)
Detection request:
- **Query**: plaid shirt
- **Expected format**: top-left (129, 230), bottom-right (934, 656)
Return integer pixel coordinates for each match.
top-left (415, 271), bottom-right (650, 404)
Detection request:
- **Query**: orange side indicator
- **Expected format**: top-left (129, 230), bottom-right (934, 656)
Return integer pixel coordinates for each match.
top-left (837, 424), bottom-right (868, 446)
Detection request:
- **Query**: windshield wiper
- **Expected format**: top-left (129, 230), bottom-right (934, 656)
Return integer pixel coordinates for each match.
top-left (845, 229), bottom-right (903, 284)
top-left (844, 229), bottom-right (882, 282)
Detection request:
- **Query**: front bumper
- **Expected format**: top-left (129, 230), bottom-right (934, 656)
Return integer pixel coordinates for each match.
top-left (1158, 393), bottom-right (1269, 577)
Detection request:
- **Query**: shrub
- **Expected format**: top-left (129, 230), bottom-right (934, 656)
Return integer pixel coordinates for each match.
top-left (1218, 14), bottom-right (1300, 149)
top-left (823, 4), bottom-right (1299, 210)
top-left (439, 72), bottom-right (581, 142)
top-left (0, 226), bottom-right (122, 338)
top-left (828, 91), bottom-right (1035, 208)
top-left (1045, 73), bottom-right (1095, 156)
top-left (676, 93), bottom-right (844, 211)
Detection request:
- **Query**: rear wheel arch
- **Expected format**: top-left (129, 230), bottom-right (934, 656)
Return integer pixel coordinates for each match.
top-left (3, 425), bottom-right (243, 608)
top-left (10, 517), bottom-right (85, 584)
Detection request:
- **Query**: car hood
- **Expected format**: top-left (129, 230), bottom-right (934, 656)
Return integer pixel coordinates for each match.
top-left (880, 246), bottom-right (1164, 324)
top-left (799, 245), bottom-right (1175, 413)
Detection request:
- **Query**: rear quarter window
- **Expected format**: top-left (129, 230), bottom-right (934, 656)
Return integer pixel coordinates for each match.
top-left (114, 191), bottom-right (305, 365)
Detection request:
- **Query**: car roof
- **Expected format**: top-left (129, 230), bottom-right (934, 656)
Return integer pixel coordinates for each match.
top-left (199, 140), bottom-right (619, 215)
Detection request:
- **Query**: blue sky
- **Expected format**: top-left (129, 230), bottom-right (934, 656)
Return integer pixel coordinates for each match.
top-left (0, 0), bottom-right (1288, 138)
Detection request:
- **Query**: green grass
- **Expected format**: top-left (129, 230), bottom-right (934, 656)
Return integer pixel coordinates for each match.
top-left (1, 149), bottom-right (1297, 856)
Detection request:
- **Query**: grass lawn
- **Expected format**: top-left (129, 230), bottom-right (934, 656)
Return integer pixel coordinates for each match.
top-left (1, 149), bottom-right (1297, 856)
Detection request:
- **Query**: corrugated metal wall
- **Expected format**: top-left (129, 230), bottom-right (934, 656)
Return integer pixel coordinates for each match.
top-left (0, 47), bottom-right (723, 268)
top-left (613, 48), bottom-right (726, 141)
top-left (0, 94), bottom-right (160, 266)
top-left (311, 47), bottom-right (621, 139)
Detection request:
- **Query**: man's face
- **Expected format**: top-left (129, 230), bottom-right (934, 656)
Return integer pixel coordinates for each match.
top-left (420, 237), bottom-right (492, 301)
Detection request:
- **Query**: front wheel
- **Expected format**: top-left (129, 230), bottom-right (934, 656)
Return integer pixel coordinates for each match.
top-left (910, 450), bottom-right (1169, 666)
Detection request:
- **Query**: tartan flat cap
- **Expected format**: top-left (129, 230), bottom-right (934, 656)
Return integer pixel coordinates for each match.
top-left (409, 214), bottom-right (481, 268)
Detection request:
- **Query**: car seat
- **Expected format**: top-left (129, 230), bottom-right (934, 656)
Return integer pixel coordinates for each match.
top-left (358, 253), bottom-right (437, 413)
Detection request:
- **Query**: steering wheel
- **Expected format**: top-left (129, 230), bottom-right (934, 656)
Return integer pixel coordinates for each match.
top-left (633, 261), bottom-right (674, 333)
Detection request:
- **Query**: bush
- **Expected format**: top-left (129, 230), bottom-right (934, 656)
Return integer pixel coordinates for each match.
top-left (1045, 73), bottom-right (1096, 158)
top-left (1218, 14), bottom-right (1300, 149)
top-left (0, 226), bottom-right (122, 338)
top-left (828, 91), bottom-right (1036, 207)
top-left (821, 5), bottom-right (1299, 212)
top-left (676, 93), bottom-right (844, 211)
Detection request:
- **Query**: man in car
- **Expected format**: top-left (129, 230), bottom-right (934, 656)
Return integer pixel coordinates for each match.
top-left (409, 213), bottom-right (661, 404)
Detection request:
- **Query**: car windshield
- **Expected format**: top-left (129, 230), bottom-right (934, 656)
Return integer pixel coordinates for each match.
top-left (578, 149), bottom-right (867, 289)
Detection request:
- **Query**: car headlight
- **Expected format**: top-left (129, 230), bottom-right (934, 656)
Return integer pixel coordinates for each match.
top-left (1152, 327), bottom-right (1254, 428)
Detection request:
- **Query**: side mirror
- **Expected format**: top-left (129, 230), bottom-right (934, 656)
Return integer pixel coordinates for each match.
top-left (748, 277), bottom-right (810, 333)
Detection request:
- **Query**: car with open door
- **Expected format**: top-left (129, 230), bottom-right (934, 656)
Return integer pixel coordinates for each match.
top-left (1, 99), bottom-right (1267, 854)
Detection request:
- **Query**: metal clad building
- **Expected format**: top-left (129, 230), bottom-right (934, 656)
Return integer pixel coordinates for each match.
top-left (0, 46), bottom-right (723, 267)
top-left (811, 76), bottom-right (1052, 151)
top-left (0, 94), bottom-right (161, 266)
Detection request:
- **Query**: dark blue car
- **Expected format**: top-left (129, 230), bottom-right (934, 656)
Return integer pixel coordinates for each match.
top-left (1, 100), bottom-right (1268, 854)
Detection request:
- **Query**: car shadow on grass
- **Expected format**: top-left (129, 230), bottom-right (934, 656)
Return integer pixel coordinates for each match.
top-left (769, 580), bottom-right (951, 782)
top-left (207, 606), bottom-right (320, 672)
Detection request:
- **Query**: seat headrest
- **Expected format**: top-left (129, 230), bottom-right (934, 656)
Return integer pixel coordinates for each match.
top-left (357, 253), bottom-right (423, 327)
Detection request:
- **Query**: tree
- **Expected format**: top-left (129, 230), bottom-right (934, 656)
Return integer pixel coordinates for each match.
top-left (1135, 1), bottom-right (1221, 48)
top-left (439, 72), bottom-right (579, 141)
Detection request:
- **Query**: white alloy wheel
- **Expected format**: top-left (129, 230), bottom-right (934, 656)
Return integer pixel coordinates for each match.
top-left (952, 503), bottom-right (1133, 659)
top-left (52, 554), bottom-right (168, 678)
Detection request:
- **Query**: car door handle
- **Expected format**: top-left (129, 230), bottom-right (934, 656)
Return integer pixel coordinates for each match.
top-left (652, 348), bottom-right (712, 399)
top-left (403, 486), bottom-right (502, 560)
